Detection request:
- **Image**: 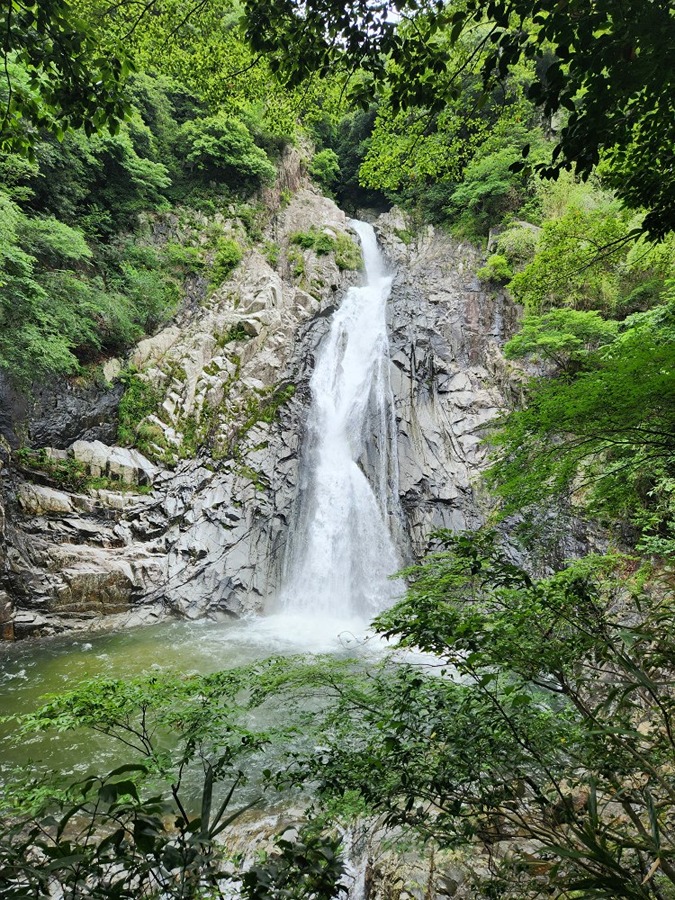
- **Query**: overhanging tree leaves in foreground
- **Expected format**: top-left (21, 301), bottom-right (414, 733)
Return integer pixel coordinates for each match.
top-left (3, 1), bottom-right (674, 237)
top-left (243, 0), bottom-right (675, 238)
top-left (267, 532), bottom-right (675, 898)
top-left (488, 292), bottom-right (675, 547)
top-left (0, 1), bottom-right (130, 154)
top-left (0, 669), bottom-right (347, 899)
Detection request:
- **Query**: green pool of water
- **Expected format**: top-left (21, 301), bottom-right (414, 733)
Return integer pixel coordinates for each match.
top-left (0, 612), bottom-right (379, 779)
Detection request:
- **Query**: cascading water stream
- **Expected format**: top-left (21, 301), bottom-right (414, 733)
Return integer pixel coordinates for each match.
top-left (278, 220), bottom-right (403, 619)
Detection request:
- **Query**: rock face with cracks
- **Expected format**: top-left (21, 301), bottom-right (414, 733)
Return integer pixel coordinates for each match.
top-left (377, 209), bottom-right (520, 557)
top-left (0, 188), bottom-right (522, 637)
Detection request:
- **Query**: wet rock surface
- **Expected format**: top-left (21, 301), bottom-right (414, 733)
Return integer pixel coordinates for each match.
top-left (377, 209), bottom-right (520, 557)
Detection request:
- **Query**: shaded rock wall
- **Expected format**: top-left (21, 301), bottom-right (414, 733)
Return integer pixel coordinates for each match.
top-left (378, 210), bottom-right (519, 557)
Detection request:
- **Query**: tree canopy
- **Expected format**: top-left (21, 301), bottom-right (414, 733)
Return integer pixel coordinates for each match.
top-left (0, 0), bottom-right (130, 154)
top-left (243, 0), bottom-right (675, 237)
top-left (2, 1), bottom-right (673, 234)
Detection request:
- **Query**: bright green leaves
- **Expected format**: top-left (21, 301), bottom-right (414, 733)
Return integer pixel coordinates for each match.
top-left (508, 200), bottom-right (640, 315)
top-left (1, 667), bottom-right (288, 900)
top-left (209, 237), bottom-right (244, 288)
top-left (0, 185), bottom-right (180, 385)
top-left (488, 295), bottom-right (675, 544)
top-left (376, 531), bottom-right (621, 682)
top-left (504, 309), bottom-right (619, 370)
top-left (177, 113), bottom-right (276, 189)
top-left (242, 0), bottom-right (675, 237)
top-left (300, 531), bottom-right (675, 897)
top-left (309, 148), bottom-right (341, 195)
top-left (290, 228), bottom-right (362, 270)
top-left (357, 74), bottom-right (545, 232)
top-left (484, 173), bottom-right (675, 551)
top-left (0, 1), bottom-right (130, 156)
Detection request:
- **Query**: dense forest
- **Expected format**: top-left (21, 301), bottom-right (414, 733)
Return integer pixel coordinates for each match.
top-left (1, 1), bottom-right (674, 898)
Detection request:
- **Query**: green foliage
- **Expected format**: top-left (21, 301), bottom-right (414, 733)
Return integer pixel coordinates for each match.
top-left (233, 201), bottom-right (267, 242)
top-left (273, 530), bottom-right (675, 898)
top-left (0, 668), bottom-right (340, 899)
top-left (504, 309), bottom-right (619, 370)
top-left (111, 243), bottom-right (181, 335)
top-left (262, 241), bottom-right (280, 268)
top-left (237, 464), bottom-right (269, 491)
top-left (476, 254), bottom-right (512, 285)
top-left (291, 230), bottom-right (322, 251)
top-left (178, 114), bottom-right (276, 190)
top-left (0, 190), bottom-right (178, 385)
top-left (325, 105), bottom-right (387, 214)
top-left (210, 238), bottom-right (243, 287)
top-left (242, 824), bottom-right (346, 900)
top-left (14, 448), bottom-right (89, 492)
top-left (241, 384), bottom-right (296, 431)
top-left (493, 223), bottom-right (539, 268)
top-left (446, 145), bottom-right (537, 238)
top-left (0, 72), bottom-right (199, 387)
top-left (14, 448), bottom-right (153, 494)
top-left (165, 242), bottom-right (205, 275)
top-left (222, 383), bottom-right (296, 460)
top-left (290, 229), bottom-right (362, 271)
top-left (309, 149), bottom-right (341, 195)
top-left (488, 295), bottom-right (675, 545)
top-left (0, 5), bottom-right (128, 155)
top-left (117, 372), bottom-right (163, 451)
top-left (501, 175), bottom-right (675, 319)
top-left (510, 205), bottom-right (631, 315)
top-left (17, 215), bottom-right (92, 266)
top-left (288, 247), bottom-right (306, 279)
top-left (217, 322), bottom-right (250, 346)
top-left (332, 233), bottom-right (362, 271)
top-left (352, 66), bottom-right (549, 232)
top-left (244, 0), bottom-right (675, 238)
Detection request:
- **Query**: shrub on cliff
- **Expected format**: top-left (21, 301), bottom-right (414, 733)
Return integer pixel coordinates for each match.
top-left (177, 114), bottom-right (276, 192)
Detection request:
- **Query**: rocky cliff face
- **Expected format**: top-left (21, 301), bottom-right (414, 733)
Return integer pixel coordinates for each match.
top-left (0, 184), bottom-right (521, 638)
top-left (377, 210), bottom-right (520, 558)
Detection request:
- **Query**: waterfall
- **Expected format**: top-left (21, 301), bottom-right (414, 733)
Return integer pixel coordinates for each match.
top-left (279, 220), bottom-right (402, 618)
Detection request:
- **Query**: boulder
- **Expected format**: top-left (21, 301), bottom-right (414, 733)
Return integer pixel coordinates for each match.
top-left (69, 440), bottom-right (158, 485)
top-left (17, 483), bottom-right (75, 515)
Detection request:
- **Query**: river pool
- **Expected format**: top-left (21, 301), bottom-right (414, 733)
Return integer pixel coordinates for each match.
top-left (0, 612), bottom-right (383, 780)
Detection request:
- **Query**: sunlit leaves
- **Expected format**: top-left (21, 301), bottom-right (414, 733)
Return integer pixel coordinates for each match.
top-left (0, 2), bottom-right (130, 155)
top-left (488, 294), bottom-right (675, 540)
top-left (242, 0), bottom-right (675, 237)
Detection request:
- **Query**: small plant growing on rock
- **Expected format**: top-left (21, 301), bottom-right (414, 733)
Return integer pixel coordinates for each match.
top-left (210, 238), bottom-right (243, 288)
top-left (262, 241), bottom-right (280, 268)
top-left (476, 253), bottom-right (513, 285)
top-left (216, 322), bottom-right (250, 347)
top-left (333, 233), bottom-right (362, 271)
top-left (287, 246), bottom-right (306, 279)
top-left (118, 371), bottom-right (164, 449)
top-left (165, 242), bottom-right (205, 275)
top-left (289, 229), bottom-right (362, 271)
top-left (14, 448), bottom-right (89, 491)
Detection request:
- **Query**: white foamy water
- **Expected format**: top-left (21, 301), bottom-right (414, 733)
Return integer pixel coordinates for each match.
top-left (278, 221), bottom-right (403, 619)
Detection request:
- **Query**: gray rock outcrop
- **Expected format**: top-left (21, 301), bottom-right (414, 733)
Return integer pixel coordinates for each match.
top-left (377, 210), bottom-right (520, 556)
top-left (0, 185), bottom-right (363, 634)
